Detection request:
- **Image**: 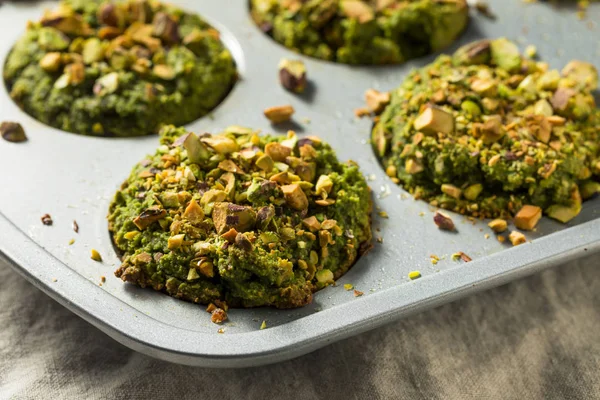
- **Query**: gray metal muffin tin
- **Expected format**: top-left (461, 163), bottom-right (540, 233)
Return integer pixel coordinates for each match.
top-left (1, 0), bottom-right (599, 368)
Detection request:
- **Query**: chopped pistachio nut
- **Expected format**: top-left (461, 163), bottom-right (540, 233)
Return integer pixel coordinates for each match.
top-left (109, 125), bottom-right (372, 309)
top-left (513, 205), bottom-right (542, 231)
top-left (488, 218), bottom-right (508, 233)
top-left (343, 283), bottom-right (354, 291)
top-left (433, 211), bottom-right (455, 231)
top-left (373, 38), bottom-right (600, 222)
top-left (278, 59), bottom-right (307, 93)
top-left (90, 249), bottom-right (102, 262)
top-left (264, 105), bottom-right (295, 124)
top-left (0, 122), bottom-right (27, 143)
top-left (408, 271), bottom-right (421, 280)
top-left (260, 320), bottom-right (267, 330)
top-left (250, 0), bottom-right (469, 65)
top-left (4, 0), bottom-right (236, 137)
top-left (365, 89), bottom-right (390, 114)
top-left (508, 231), bottom-right (527, 246)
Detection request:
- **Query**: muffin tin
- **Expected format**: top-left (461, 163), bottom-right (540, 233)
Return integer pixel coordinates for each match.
top-left (1, 0), bottom-right (599, 367)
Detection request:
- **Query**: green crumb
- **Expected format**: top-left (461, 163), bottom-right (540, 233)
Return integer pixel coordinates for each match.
top-left (91, 249), bottom-right (102, 262)
top-left (343, 283), bottom-right (354, 291)
top-left (250, 0), bottom-right (469, 65)
top-left (378, 211), bottom-right (389, 219)
top-left (108, 125), bottom-right (372, 309)
top-left (3, 0), bottom-right (236, 137)
top-left (68, 238), bottom-right (75, 245)
top-left (260, 320), bottom-right (267, 330)
top-left (408, 270), bottom-right (421, 280)
top-left (372, 37), bottom-right (600, 223)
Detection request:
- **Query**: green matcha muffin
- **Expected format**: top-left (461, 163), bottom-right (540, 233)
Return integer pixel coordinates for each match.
top-left (250, 0), bottom-right (469, 65)
top-left (372, 38), bottom-right (600, 222)
top-left (3, 0), bottom-right (236, 137)
top-left (108, 125), bottom-right (372, 308)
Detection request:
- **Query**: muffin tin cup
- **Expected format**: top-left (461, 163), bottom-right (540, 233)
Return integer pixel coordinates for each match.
top-left (1, 0), bottom-right (599, 367)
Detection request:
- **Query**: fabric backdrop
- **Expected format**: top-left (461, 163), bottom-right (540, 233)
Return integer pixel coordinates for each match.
top-left (1, 254), bottom-right (599, 400)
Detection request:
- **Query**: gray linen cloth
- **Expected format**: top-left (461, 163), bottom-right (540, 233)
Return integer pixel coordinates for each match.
top-left (1, 255), bottom-right (599, 400)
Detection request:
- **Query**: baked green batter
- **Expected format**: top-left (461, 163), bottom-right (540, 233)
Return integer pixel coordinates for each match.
top-left (250, 0), bottom-right (469, 65)
top-left (3, 0), bottom-right (236, 137)
top-left (108, 125), bottom-right (372, 308)
top-left (373, 38), bottom-right (600, 222)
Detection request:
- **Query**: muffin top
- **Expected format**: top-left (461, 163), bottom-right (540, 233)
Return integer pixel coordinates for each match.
top-left (109, 125), bottom-right (372, 308)
top-left (373, 38), bottom-right (600, 222)
top-left (4, 0), bottom-right (236, 137)
top-left (251, 0), bottom-right (469, 65)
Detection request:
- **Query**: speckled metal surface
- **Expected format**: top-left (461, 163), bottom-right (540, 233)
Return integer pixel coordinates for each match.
top-left (0, 0), bottom-right (599, 367)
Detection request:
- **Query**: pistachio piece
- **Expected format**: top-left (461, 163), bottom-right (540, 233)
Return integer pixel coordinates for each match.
top-left (264, 105), bottom-right (295, 124)
top-left (153, 64), bottom-right (176, 80)
top-left (488, 219), bottom-right (508, 233)
top-left (302, 216), bottom-right (321, 232)
top-left (235, 232), bottom-right (253, 251)
top-left (281, 184), bottom-right (309, 210)
top-left (133, 207), bottom-right (166, 230)
top-left (160, 192), bottom-right (180, 208)
top-left (508, 231), bottom-right (526, 246)
top-left (464, 184), bottom-right (483, 201)
top-left (340, 0), bottom-right (374, 23)
top-left (365, 89), bottom-right (390, 114)
top-left (98, 26), bottom-right (122, 40)
top-left (129, 0), bottom-right (154, 23)
top-left (255, 154), bottom-right (274, 171)
top-left (315, 175), bottom-right (333, 196)
top-left (39, 52), bottom-right (62, 72)
top-left (98, 3), bottom-right (126, 28)
top-left (183, 29), bottom-right (207, 56)
top-left (201, 189), bottom-right (227, 205)
top-left (371, 123), bottom-right (388, 158)
top-left (182, 132), bottom-right (210, 163)
top-left (490, 38), bottom-right (521, 73)
top-left (256, 205), bottom-right (276, 230)
top-left (550, 88), bottom-right (576, 112)
top-left (546, 204), bottom-right (581, 223)
top-left (432, 211), bottom-right (454, 231)
top-left (41, 12), bottom-right (89, 36)
top-left (90, 249), bottom-right (103, 262)
top-left (82, 38), bottom-right (105, 65)
top-left (514, 205), bottom-right (542, 231)
top-left (152, 12), bottom-right (180, 44)
top-left (0, 122), bottom-right (27, 143)
top-left (265, 142), bottom-right (292, 162)
top-left (247, 179), bottom-right (280, 204)
top-left (452, 39), bottom-right (491, 66)
top-left (93, 72), bottom-right (119, 96)
top-left (413, 105), bottom-right (454, 135)
top-left (212, 202), bottom-right (257, 234)
top-left (441, 184), bottom-right (462, 199)
top-left (183, 199), bottom-right (205, 225)
top-left (315, 269), bottom-right (334, 284)
top-left (479, 115), bottom-right (505, 144)
top-left (65, 62), bottom-right (85, 86)
top-left (533, 99), bottom-right (553, 117)
top-left (37, 27), bottom-right (70, 51)
top-left (167, 233), bottom-right (185, 250)
top-left (201, 135), bottom-right (239, 154)
top-left (561, 60), bottom-right (598, 91)
top-left (278, 58), bottom-right (307, 93)
top-left (405, 159), bottom-right (423, 175)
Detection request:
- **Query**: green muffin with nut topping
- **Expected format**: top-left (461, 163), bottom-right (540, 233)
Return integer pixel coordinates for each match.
top-left (108, 125), bottom-right (372, 308)
top-left (3, 0), bottom-right (236, 137)
top-left (250, 0), bottom-right (469, 65)
top-left (373, 38), bottom-right (600, 222)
